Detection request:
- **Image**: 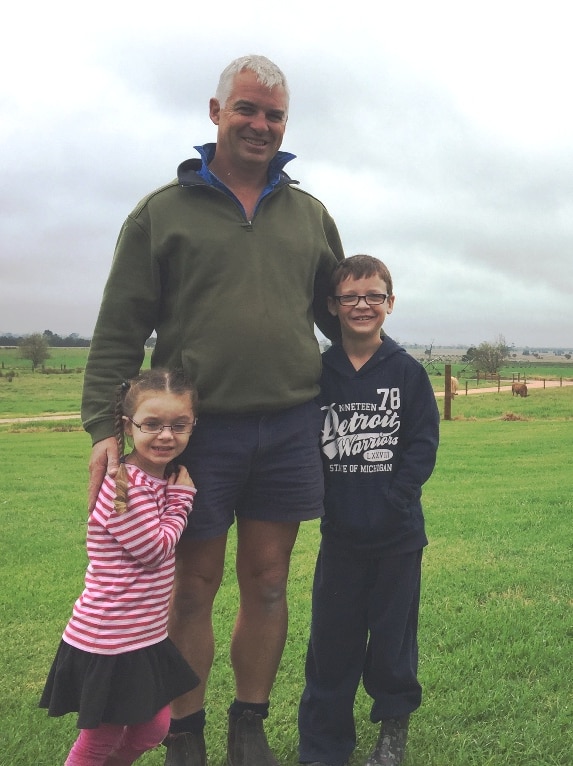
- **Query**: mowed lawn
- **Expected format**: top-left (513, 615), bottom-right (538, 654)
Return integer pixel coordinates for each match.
top-left (0, 385), bottom-right (571, 765)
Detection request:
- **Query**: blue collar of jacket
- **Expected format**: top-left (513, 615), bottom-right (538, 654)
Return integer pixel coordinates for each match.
top-left (177, 143), bottom-right (298, 195)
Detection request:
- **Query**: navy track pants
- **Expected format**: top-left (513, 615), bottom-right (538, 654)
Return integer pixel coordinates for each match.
top-left (298, 536), bottom-right (423, 766)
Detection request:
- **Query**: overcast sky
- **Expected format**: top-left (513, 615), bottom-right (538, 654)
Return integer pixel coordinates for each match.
top-left (1, 0), bottom-right (572, 348)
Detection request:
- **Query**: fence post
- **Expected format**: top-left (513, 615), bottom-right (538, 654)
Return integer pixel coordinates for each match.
top-left (444, 364), bottom-right (452, 421)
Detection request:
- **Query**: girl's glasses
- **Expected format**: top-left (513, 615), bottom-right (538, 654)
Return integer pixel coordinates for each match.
top-left (128, 418), bottom-right (197, 434)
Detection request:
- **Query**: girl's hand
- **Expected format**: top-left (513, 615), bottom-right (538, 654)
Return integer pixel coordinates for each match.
top-left (167, 465), bottom-right (195, 487)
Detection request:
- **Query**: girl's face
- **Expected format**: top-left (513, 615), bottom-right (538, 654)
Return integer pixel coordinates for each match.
top-left (123, 391), bottom-right (195, 478)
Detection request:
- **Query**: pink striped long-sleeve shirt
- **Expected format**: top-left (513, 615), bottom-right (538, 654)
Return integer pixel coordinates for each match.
top-left (63, 464), bottom-right (195, 654)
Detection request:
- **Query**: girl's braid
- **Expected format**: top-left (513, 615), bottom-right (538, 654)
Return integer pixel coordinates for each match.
top-left (113, 381), bottom-right (130, 515)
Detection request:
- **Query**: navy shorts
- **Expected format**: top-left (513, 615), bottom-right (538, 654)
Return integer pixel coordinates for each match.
top-left (179, 400), bottom-right (325, 540)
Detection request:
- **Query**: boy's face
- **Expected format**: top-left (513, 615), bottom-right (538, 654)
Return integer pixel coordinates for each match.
top-left (328, 274), bottom-right (395, 342)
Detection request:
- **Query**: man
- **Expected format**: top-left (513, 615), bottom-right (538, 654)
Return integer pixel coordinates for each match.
top-left (81, 55), bottom-right (344, 766)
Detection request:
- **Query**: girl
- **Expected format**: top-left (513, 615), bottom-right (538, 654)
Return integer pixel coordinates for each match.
top-left (40, 369), bottom-right (200, 766)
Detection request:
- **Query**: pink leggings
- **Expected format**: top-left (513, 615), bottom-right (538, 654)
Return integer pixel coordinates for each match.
top-left (64, 705), bottom-right (170, 766)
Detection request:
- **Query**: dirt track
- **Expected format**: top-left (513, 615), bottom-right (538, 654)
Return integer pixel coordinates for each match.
top-left (0, 412), bottom-right (81, 424)
top-left (1, 379), bottom-right (572, 423)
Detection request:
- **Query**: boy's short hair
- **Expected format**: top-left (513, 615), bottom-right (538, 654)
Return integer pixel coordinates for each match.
top-left (330, 254), bottom-right (393, 295)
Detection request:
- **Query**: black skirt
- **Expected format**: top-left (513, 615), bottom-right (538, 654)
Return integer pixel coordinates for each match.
top-left (39, 637), bottom-right (200, 729)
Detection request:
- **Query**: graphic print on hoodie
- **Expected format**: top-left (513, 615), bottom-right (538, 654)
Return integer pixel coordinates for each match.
top-left (318, 336), bottom-right (440, 552)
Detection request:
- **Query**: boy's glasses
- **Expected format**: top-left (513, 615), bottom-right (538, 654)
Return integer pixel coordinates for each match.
top-left (128, 418), bottom-right (197, 434)
top-left (333, 293), bottom-right (389, 306)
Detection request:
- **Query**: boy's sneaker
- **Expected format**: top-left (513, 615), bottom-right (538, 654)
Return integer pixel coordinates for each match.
top-left (164, 731), bottom-right (207, 766)
top-left (227, 710), bottom-right (280, 766)
top-left (364, 716), bottom-right (409, 766)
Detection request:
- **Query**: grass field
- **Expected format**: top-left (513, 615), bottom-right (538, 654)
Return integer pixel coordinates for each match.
top-left (1, 347), bottom-right (572, 421)
top-left (0, 368), bottom-right (572, 764)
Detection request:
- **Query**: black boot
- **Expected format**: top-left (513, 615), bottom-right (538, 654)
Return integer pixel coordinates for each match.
top-left (364, 716), bottom-right (409, 766)
top-left (164, 731), bottom-right (207, 766)
top-left (227, 710), bottom-right (280, 766)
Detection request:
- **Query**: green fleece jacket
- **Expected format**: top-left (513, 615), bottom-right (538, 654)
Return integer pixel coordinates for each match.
top-left (82, 157), bottom-right (344, 444)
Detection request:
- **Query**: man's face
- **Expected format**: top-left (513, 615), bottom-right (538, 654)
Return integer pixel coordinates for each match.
top-left (209, 70), bottom-right (288, 171)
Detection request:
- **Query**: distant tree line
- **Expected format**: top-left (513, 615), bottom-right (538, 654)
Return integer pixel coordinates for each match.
top-left (460, 336), bottom-right (572, 371)
top-left (5, 330), bottom-right (158, 371)
top-left (2, 331), bottom-right (157, 348)
top-left (0, 330), bottom-right (90, 347)
top-left (41, 330), bottom-right (91, 347)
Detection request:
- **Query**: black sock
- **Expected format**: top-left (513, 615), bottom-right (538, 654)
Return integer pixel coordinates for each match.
top-left (228, 698), bottom-right (270, 720)
top-left (170, 709), bottom-right (206, 734)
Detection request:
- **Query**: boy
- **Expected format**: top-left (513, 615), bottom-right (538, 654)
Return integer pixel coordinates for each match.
top-left (298, 255), bottom-right (440, 766)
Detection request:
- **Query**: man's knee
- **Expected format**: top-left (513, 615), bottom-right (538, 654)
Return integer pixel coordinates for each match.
top-left (171, 536), bottom-right (226, 617)
top-left (236, 520), bottom-right (297, 590)
top-left (237, 558), bottom-right (291, 612)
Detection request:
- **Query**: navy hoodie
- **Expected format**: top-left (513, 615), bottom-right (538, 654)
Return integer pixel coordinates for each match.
top-left (318, 335), bottom-right (440, 552)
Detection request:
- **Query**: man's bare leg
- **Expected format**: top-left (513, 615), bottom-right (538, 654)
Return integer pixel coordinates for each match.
top-left (226, 519), bottom-right (299, 766)
top-left (232, 518), bottom-right (299, 700)
top-left (164, 535), bottom-right (227, 766)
